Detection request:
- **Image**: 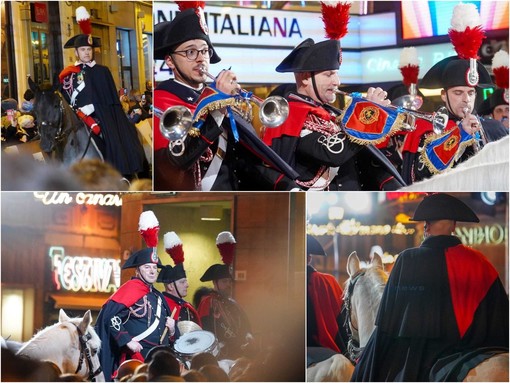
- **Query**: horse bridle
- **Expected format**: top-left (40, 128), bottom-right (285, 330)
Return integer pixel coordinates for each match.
top-left (343, 270), bottom-right (366, 363)
top-left (73, 324), bottom-right (103, 381)
top-left (39, 92), bottom-right (94, 161)
top-left (37, 91), bottom-right (66, 144)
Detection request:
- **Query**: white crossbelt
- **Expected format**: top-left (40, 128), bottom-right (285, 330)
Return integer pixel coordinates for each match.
top-left (70, 81), bottom-right (85, 106)
top-left (132, 296), bottom-right (162, 342)
top-left (201, 132), bottom-right (228, 191)
top-left (305, 167), bottom-right (339, 191)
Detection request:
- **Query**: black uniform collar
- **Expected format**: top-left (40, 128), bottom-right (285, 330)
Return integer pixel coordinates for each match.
top-left (421, 235), bottom-right (462, 249)
top-left (156, 79), bottom-right (201, 104)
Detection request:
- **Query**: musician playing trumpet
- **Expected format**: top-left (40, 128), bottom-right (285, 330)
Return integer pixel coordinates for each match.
top-left (262, 36), bottom-right (405, 191)
top-left (401, 3), bottom-right (508, 185)
top-left (153, 2), bottom-right (296, 191)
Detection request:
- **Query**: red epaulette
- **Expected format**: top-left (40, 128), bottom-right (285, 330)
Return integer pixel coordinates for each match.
top-left (58, 65), bottom-right (81, 83)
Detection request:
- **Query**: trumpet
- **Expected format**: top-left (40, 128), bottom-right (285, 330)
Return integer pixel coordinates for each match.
top-left (200, 67), bottom-right (289, 128)
top-left (333, 89), bottom-right (448, 133)
top-left (157, 70), bottom-right (290, 142)
top-left (154, 105), bottom-right (192, 142)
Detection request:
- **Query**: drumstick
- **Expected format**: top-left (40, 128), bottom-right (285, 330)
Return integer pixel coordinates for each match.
top-left (160, 307), bottom-right (177, 344)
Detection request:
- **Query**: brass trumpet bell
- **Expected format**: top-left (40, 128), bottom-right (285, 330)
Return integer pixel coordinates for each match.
top-left (155, 105), bottom-right (193, 142)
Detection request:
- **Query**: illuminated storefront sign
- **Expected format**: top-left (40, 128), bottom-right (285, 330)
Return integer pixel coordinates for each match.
top-left (308, 220), bottom-right (416, 236)
top-left (309, 221), bottom-right (507, 245)
top-left (49, 246), bottom-right (121, 293)
top-left (361, 43), bottom-right (456, 83)
top-left (456, 225), bottom-right (508, 246)
top-left (33, 192), bottom-right (122, 206)
top-left (154, 3), bottom-right (365, 48)
top-left (153, 2), bottom-right (397, 84)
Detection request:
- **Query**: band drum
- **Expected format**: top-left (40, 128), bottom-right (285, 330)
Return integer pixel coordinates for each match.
top-left (173, 330), bottom-right (219, 361)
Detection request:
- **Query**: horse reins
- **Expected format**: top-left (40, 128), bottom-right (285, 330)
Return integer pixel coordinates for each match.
top-left (46, 92), bottom-right (95, 161)
top-left (343, 270), bottom-right (366, 363)
top-left (72, 324), bottom-right (103, 381)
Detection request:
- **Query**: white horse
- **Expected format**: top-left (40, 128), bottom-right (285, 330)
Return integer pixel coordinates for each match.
top-left (16, 309), bottom-right (105, 381)
top-left (307, 251), bottom-right (384, 382)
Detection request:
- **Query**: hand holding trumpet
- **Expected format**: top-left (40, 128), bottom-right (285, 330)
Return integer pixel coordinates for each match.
top-left (365, 87), bottom-right (391, 107)
top-left (213, 69), bottom-right (242, 96)
top-left (460, 107), bottom-right (481, 136)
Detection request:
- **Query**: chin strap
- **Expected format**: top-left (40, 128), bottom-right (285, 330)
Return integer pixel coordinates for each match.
top-left (311, 72), bottom-right (327, 105)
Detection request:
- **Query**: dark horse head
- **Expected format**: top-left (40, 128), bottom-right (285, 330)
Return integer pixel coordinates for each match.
top-left (28, 76), bottom-right (63, 153)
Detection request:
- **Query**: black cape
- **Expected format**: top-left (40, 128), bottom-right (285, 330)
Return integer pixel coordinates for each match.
top-left (60, 64), bottom-right (146, 177)
top-left (351, 235), bottom-right (509, 381)
top-left (95, 279), bottom-right (172, 381)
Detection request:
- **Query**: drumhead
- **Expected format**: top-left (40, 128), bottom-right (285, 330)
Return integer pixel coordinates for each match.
top-left (174, 330), bottom-right (216, 355)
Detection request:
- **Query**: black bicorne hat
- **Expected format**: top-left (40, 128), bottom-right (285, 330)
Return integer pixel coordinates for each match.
top-left (200, 264), bottom-right (232, 282)
top-left (154, 8), bottom-right (220, 63)
top-left (410, 193), bottom-right (479, 222)
top-left (420, 56), bottom-right (492, 89)
top-left (478, 89), bottom-right (508, 115)
top-left (122, 248), bottom-right (163, 270)
top-left (157, 264), bottom-right (187, 283)
top-left (489, 88), bottom-right (508, 109)
top-left (276, 38), bottom-right (341, 73)
top-left (64, 34), bottom-right (101, 49)
top-left (307, 235), bottom-right (326, 256)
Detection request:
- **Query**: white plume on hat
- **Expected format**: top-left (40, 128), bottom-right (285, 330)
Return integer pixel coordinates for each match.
top-left (492, 50), bottom-right (509, 70)
top-left (216, 231), bottom-right (236, 265)
top-left (138, 211), bottom-right (159, 248)
top-left (450, 3), bottom-right (481, 31)
top-left (399, 47), bottom-right (419, 68)
top-left (76, 6), bottom-right (90, 22)
top-left (164, 231), bottom-right (184, 265)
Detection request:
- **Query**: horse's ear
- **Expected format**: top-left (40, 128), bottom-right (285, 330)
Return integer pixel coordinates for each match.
top-left (347, 251), bottom-right (360, 277)
top-left (59, 309), bottom-right (70, 323)
top-left (28, 76), bottom-right (39, 93)
top-left (51, 73), bottom-right (60, 92)
top-left (79, 310), bottom-right (92, 333)
top-left (372, 252), bottom-right (384, 271)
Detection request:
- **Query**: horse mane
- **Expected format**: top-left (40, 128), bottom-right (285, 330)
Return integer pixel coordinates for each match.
top-left (343, 260), bottom-right (388, 350)
top-left (343, 263), bottom-right (387, 302)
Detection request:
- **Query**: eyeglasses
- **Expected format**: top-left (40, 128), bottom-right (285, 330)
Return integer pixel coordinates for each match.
top-left (171, 48), bottom-right (213, 61)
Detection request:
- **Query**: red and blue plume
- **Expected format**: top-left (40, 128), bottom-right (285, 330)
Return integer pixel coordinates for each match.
top-left (164, 231), bottom-right (185, 265)
top-left (320, 1), bottom-right (352, 40)
top-left (76, 6), bottom-right (92, 35)
top-left (176, 1), bottom-right (205, 11)
top-left (138, 211), bottom-right (159, 248)
top-left (399, 47), bottom-right (420, 87)
top-left (216, 231), bottom-right (236, 265)
top-left (448, 3), bottom-right (485, 60)
top-left (492, 50), bottom-right (509, 90)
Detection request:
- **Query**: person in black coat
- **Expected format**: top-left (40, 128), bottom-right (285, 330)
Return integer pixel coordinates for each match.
top-left (262, 38), bottom-right (405, 191)
top-left (58, 6), bottom-right (147, 180)
top-left (95, 248), bottom-right (176, 381)
top-left (351, 194), bottom-right (509, 381)
top-left (153, 3), bottom-right (297, 191)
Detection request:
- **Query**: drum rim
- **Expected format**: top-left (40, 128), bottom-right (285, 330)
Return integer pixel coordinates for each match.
top-left (174, 330), bottom-right (217, 354)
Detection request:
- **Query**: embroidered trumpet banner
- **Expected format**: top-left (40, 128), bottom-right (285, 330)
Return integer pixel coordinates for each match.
top-left (340, 95), bottom-right (405, 145)
top-left (191, 86), bottom-right (239, 141)
top-left (420, 125), bottom-right (475, 174)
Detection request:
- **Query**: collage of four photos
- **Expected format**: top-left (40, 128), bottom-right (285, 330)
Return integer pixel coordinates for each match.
top-left (1, 1), bottom-right (508, 382)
